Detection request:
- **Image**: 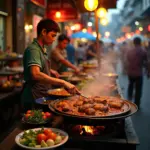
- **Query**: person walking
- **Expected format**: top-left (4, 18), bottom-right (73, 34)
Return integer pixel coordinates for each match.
top-left (126, 37), bottom-right (147, 108)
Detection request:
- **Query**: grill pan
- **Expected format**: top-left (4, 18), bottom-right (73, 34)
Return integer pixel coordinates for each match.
top-left (48, 99), bottom-right (138, 125)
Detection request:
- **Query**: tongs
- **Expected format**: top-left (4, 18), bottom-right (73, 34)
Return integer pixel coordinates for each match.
top-left (77, 93), bottom-right (89, 99)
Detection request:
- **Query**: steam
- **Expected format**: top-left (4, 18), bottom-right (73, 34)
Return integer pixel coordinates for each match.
top-left (81, 53), bottom-right (118, 97)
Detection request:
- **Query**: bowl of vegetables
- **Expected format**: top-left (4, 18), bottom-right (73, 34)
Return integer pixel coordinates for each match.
top-left (22, 110), bottom-right (52, 125)
top-left (15, 128), bottom-right (69, 149)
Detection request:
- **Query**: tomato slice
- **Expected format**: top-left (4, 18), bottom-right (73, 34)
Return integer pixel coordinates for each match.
top-left (37, 133), bottom-right (47, 144)
top-left (47, 132), bottom-right (56, 141)
top-left (43, 129), bottom-right (52, 136)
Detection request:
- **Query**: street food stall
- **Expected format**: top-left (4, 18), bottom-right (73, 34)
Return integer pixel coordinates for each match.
top-left (0, 64), bottom-right (139, 150)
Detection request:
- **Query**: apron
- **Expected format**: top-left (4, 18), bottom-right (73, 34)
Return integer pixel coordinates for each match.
top-left (31, 53), bottom-right (52, 99)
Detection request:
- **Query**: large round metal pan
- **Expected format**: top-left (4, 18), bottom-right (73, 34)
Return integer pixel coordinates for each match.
top-left (49, 99), bottom-right (137, 121)
top-left (49, 96), bottom-right (131, 118)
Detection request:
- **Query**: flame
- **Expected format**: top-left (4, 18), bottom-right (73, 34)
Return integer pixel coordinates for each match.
top-left (80, 125), bottom-right (94, 135)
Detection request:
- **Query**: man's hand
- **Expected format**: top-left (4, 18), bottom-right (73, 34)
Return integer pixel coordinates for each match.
top-left (50, 69), bottom-right (60, 78)
top-left (63, 81), bottom-right (80, 95)
top-left (74, 68), bottom-right (80, 74)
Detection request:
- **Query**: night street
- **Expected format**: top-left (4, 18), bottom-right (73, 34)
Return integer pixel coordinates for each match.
top-left (118, 66), bottom-right (150, 150)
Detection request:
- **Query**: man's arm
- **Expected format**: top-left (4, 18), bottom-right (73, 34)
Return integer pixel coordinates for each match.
top-left (30, 65), bottom-right (64, 85)
top-left (30, 65), bottom-right (80, 94)
top-left (87, 49), bottom-right (97, 58)
top-left (60, 58), bottom-right (79, 71)
top-left (50, 69), bottom-right (60, 78)
top-left (52, 50), bottom-right (79, 72)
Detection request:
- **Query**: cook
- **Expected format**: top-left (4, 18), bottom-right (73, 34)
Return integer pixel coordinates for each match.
top-left (50, 34), bottom-right (80, 73)
top-left (21, 19), bottom-right (80, 111)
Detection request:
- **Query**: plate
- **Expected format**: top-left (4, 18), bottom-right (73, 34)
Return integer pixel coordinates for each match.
top-left (47, 88), bottom-right (71, 98)
top-left (21, 117), bottom-right (50, 125)
top-left (35, 97), bottom-right (58, 105)
top-left (102, 73), bottom-right (118, 78)
top-left (15, 128), bottom-right (69, 150)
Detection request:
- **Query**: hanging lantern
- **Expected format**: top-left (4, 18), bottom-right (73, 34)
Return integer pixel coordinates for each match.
top-left (84, 0), bottom-right (98, 11)
top-left (100, 18), bottom-right (108, 26)
top-left (96, 7), bottom-right (107, 18)
top-left (55, 11), bottom-right (61, 18)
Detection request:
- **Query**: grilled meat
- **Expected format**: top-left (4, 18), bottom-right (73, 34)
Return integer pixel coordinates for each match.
top-left (93, 104), bottom-right (108, 112)
top-left (85, 108), bottom-right (95, 115)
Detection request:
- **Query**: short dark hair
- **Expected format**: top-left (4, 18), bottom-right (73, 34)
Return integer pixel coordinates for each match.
top-left (37, 19), bottom-right (60, 37)
top-left (133, 37), bottom-right (141, 45)
top-left (58, 34), bottom-right (70, 42)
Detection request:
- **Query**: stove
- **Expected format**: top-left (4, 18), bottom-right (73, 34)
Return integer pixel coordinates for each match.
top-left (52, 117), bottom-right (139, 150)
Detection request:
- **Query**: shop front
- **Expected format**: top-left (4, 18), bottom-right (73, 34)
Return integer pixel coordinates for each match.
top-left (0, 0), bottom-right (8, 51)
top-left (24, 0), bottom-right (47, 48)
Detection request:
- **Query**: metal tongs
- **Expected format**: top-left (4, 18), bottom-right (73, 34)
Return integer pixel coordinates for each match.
top-left (77, 93), bottom-right (89, 99)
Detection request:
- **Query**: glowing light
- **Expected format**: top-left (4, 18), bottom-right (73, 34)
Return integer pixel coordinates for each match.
top-left (74, 24), bottom-right (81, 30)
top-left (139, 27), bottom-right (143, 31)
top-left (100, 18), bottom-right (108, 26)
top-left (87, 22), bottom-right (92, 27)
top-left (148, 25), bottom-right (150, 32)
top-left (136, 29), bottom-right (140, 34)
top-left (92, 32), bottom-right (97, 37)
top-left (82, 28), bottom-right (87, 33)
top-left (71, 26), bottom-right (75, 30)
top-left (96, 7), bottom-right (107, 18)
top-left (125, 33), bottom-right (131, 39)
top-left (29, 25), bottom-right (33, 29)
top-left (81, 38), bottom-right (87, 42)
top-left (84, 0), bottom-right (98, 11)
top-left (25, 25), bottom-right (29, 30)
top-left (55, 11), bottom-right (61, 18)
top-left (135, 21), bottom-right (139, 26)
top-left (105, 31), bottom-right (110, 37)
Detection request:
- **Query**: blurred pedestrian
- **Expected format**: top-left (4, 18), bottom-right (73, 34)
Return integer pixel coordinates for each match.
top-left (86, 41), bottom-right (97, 60)
top-left (145, 41), bottom-right (150, 77)
top-left (76, 43), bottom-right (86, 65)
top-left (120, 42), bottom-right (129, 74)
top-left (107, 42), bottom-right (118, 72)
top-left (66, 40), bottom-right (75, 64)
top-left (126, 37), bottom-right (147, 108)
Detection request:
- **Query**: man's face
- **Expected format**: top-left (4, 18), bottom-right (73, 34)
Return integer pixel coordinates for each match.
top-left (43, 31), bottom-right (57, 46)
top-left (59, 39), bottom-right (69, 49)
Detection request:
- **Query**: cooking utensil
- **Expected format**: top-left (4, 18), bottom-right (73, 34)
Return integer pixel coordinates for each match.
top-left (50, 97), bottom-right (131, 118)
top-left (78, 93), bottom-right (89, 99)
top-left (48, 100), bottom-right (138, 125)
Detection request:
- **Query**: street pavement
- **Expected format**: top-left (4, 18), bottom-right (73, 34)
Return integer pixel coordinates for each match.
top-left (118, 65), bottom-right (150, 150)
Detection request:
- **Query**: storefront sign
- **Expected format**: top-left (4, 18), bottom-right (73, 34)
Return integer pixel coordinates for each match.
top-left (30, 0), bottom-right (47, 8)
top-left (47, 0), bottom-right (78, 22)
